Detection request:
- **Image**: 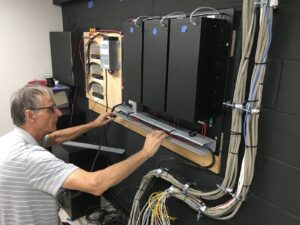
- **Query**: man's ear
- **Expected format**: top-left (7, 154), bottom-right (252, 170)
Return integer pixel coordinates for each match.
top-left (24, 109), bottom-right (36, 123)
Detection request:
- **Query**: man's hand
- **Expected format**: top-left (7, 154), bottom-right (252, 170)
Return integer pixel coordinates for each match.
top-left (92, 112), bottom-right (114, 127)
top-left (142, 130), bottom-right (167, 158)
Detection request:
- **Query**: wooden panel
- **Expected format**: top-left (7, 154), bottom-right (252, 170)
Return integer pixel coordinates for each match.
top-left (84, 32), bottom-right (122, 109)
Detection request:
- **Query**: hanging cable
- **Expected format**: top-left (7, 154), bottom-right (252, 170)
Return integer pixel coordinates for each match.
top-left (159, 12), bottom-right (187, 26)
top-left (189, 7), bottom-right (221, 25)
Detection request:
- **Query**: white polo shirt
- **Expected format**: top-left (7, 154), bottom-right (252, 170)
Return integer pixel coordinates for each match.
top-left (0, 127), bottom-right (78, 225)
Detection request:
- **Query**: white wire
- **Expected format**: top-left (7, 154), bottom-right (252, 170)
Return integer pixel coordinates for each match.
top-left (133, 16), bottom-right (149, 27)
top-left (159, 11), bottom-right (186, 26)
top-left (189, 7), bottom-right (220, 25)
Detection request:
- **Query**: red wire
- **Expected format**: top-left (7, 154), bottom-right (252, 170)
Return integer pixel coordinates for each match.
top-left (94, 29), bottom-right (123, 35)
top-left (28, 80), bottom-right (47, 86)
top-left (204, 122), bottom-right (207, 136)
top-left (78, 39), bottom-right (85, 72)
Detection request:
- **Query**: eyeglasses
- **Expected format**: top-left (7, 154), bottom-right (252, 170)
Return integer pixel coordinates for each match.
top-left (31, 104), bottom-right (58, 113)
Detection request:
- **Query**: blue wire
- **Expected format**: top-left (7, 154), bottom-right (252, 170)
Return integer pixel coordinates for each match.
top-left (243, 5), bottom-right (273, 144)
top-left (142, 208), bottom-right (151, 225)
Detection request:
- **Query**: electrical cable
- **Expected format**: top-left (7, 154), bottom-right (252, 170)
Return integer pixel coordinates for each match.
top-left (132, 16), bottom-right (150, 28)
top-left (104, 102), bottom-right (125, 135)
top-left (189, 7), bottom-right (221, 25)
top-left (159, 12), bottom-right (186, 26)
top-left (69, 86), bottom-right (78, 127)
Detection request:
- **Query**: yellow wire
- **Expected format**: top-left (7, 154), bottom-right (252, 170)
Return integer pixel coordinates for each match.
top-left (147, 191), bottom-right (177, 224)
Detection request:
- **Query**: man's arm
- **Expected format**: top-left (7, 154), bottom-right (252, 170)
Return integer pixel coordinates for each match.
top-left (44, 112), bottom-right (113, 147)
top-left (62, 130), bottom-right (167, 196)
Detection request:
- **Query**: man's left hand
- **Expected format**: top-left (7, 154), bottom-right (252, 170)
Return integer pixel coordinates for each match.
top-left (93, 112), bottom-right (114, 127)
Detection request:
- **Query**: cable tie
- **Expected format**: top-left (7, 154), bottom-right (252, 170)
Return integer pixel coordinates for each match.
top-left (196, 202), bottom-right (207, 221)
top-left (259, 82), bottom-right (264, 85)
top-left (229, 151), bottom-right (239, 155)
top-left (254, 61), bottom-right (267, 65)
top-left (229, 192), bottom-right (241, 200)
top-left (169, 185), bottom-right (175, 192)
top-left (235, 103), bottom-right (244, 109)
top-left (243, 57), bottom-right (256, 62)
top-left (200, 204), bottom-right (207, 212)
top-left (217, 186), bottom-right (240, 200)
top-left (218, 185), bottom-right (232, 194)
top-left (250, 108), bottom-right (260, 114)
top-left (230, 131), bottom-right (242, 136)
top-left (245, 145), bottom-right (258, 149)
top-left (243, 184), bottom-right (251, 188)
top-left (182, 183), bottom-right (190, 195)
top-left (223, 102), bottom-right (244, 110)
top-left (196, 210), bottom-right (202, 221)
top-left (244, 99), bottom-right (259, 104)
top-left (226, 187), bottom-right (233, 193)
top-left (270, 0), bottom-right (279, 8)
top-left (216, 184), bottom-right (225, 192)
top-left (155, 168), bottom-right (163, 178)
top-left (217, 184), bottom-right (236, 196)
top-left (254, 0), bottom-right (269, 6)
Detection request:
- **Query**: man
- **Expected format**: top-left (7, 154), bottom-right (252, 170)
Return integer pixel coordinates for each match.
top-left (0, 84), bottom-right (166, 225)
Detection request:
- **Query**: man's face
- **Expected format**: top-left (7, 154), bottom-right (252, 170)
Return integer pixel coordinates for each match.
top-left (32, 94), bottom-right (62, 135)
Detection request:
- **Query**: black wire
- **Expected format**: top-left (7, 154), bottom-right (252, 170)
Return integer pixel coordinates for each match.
top-left (90, 119), bottom-right (108, 172)
top-left (85, 32), bottom-right (107, 89)
top-left (104, 102), bottom-right (124, 135)
top-left (111, 103), bottom-right (124, 113)
top-left (103, 125), bottom-right (108, 146)
top-left (90, 150), bottom-right (102, 172)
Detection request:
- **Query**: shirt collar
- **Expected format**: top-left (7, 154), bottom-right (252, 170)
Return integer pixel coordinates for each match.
top-left (14, 126), bottom-right (40, 146)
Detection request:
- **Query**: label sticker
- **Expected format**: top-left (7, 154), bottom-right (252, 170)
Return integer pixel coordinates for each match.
top-left (88, 0), bottom-right (94, 9)
top-left (181, 25), bottom-right (187, 33)
top-left (130, 26), bottom-right (134, 33)
top-left (152, 27), bottom-right (158, 35)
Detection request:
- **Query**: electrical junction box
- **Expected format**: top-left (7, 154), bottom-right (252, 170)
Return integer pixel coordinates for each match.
top-left (142, 19), bottom-right (169, 112)
top-left (100, 36), bottom-right (119, 71)
top-left (166, 17), bottom-right (231, 122)
top-left (122, 21), bottom-right (144, 104)
top-left (83, 32), bottom-right (122, 109)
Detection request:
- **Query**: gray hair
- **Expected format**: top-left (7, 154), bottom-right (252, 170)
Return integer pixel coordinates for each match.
top-left (10, 84), bottom-right (54, 126)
